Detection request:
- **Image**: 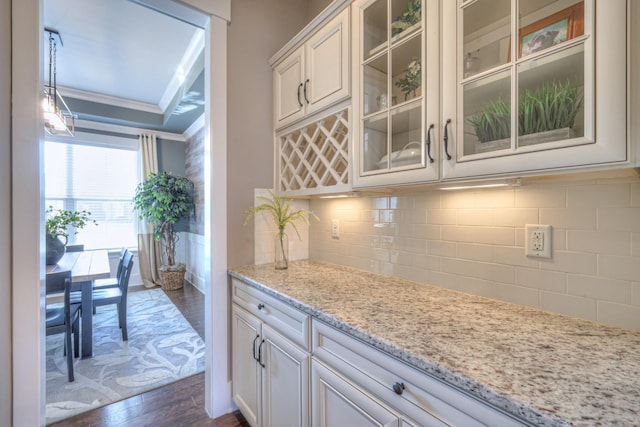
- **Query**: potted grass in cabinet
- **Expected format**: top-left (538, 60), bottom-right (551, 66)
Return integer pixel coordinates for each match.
top-left (440, 0), bottom-right (628, 180)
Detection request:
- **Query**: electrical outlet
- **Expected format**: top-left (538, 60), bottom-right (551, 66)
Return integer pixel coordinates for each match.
top-left (331, 219), bottom-right (340, 239)
top-left (525, 224), bottom-right (551, 258)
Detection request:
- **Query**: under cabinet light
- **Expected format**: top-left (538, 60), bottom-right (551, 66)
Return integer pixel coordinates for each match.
top-left (438, 179), bottom-right (522, 191)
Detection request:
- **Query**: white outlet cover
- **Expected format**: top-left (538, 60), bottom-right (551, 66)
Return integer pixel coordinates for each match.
top-left (525, 224), bottom-right (552, 258)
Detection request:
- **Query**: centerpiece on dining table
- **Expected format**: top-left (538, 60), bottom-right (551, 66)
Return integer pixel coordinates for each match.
top-left (45, 206), bottom-right (97, 265)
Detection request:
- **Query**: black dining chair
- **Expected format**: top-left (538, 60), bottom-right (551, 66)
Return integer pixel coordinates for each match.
top-left (46, 270), bottom-right (81, 382)
top-left (93, 247), bottom-right (128, 291)
top-left (73, 251), bottom-right (134, 341)
top-left (65, 244), bottom-right (85, 253)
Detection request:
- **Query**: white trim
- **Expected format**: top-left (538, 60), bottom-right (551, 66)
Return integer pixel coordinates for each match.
top-left (158, 31), bottom-right (205, 113)
top-left (46, 130), bottom-right (140, 150)
top-left (75, 118), bottom-right (187, 142)
top-left (183, 113), bottom-right (205, 139)
top-left (57, 86), bottom-right (163, 114)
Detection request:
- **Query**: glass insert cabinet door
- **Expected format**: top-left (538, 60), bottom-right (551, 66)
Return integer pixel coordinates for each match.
top-left (460, 0), bottom-right (588, 158)
top-left (358, 0), bottom-right (430, 176)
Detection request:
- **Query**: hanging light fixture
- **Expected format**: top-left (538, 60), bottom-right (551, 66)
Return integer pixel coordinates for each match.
top-left (43, 28), bottom-right (76, 137)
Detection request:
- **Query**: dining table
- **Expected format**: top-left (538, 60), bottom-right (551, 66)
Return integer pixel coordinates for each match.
top-left (46, 249), bottom-right (111, 358)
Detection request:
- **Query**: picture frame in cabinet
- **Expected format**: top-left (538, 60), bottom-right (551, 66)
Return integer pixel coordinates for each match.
top-left (518, 2), bottom-right (584, 58)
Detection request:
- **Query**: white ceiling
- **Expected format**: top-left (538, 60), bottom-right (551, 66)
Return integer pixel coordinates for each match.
top-left (44, 0), bottom-right (203, 111)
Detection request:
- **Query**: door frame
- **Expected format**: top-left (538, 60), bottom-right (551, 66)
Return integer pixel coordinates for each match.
top-left (10, 1), bottom-right (232, 425)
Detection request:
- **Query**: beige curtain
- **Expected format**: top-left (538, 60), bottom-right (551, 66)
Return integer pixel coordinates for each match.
top-left (137, 133), bottom-right (162, 288)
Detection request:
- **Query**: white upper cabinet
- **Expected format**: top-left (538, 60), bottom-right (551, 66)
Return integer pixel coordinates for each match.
top-left (273, 7), bottom-right (350, 130)
top-left (441, 0), bottom-right (628, 180)
top-left (352, 0), bottom-right (441, 189)
top-left (352, 0), bottom-right (629, 188)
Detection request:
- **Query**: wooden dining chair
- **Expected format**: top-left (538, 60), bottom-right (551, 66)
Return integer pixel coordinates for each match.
top-left (46, 270), bottom-right (81, 382)
top-left (73, 251), bottom-right (134, 341)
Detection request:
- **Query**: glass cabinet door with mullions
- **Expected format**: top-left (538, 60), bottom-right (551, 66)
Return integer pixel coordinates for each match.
top-left (355, 0), bottom-right (440, 187)
top-left (442, 0), bottom-right (627, 179)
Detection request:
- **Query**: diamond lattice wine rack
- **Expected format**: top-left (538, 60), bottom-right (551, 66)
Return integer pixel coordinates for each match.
top-left (277, 108), bottom-right (351, 196)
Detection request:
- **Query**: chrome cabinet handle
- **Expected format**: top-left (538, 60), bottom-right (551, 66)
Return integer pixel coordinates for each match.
top-left (425, 123), bottom-right (434, 163)
top-left (392, 382), bottom-right (405, 395)
top-left (443, 118), bottom-right (452, 160)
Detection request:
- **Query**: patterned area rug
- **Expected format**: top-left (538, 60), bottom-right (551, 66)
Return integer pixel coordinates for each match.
top-left (46, 288), bottom-right (205, 424)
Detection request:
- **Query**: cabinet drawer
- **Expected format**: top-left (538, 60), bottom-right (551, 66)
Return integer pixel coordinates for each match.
top-left (312, 320), bottom-right (526, 427)
top-left (232, 278), bottom-right (310, 350)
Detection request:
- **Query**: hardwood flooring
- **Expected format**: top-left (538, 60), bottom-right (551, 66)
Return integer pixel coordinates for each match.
top-left (49, 282), bottom-right (249, 427)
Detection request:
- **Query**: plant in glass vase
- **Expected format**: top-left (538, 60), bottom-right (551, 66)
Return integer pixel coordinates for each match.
top-left (45, 206), bottom-right (97, 265)
top-left (244, 190), bottom-right (319, 270)
top-left (395, 57), bottom-right (421, 100)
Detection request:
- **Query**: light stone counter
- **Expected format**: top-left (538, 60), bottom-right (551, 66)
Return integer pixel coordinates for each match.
top-left (228, 260), bottom-right (640, 427)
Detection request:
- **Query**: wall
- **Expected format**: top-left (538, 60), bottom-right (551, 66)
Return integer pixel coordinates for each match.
top-left (227, 0), bottom-right (310, 268)
top-left (307, 0), bottom-right (333, 21)
top-left (0, 0), bottom-right (12, 422)
top-left (157, 137), bottom-right (186, 176)
top-left (185, 127), bottom-right (205, 235)
top-left (310, 174), bottom-right (640, 331)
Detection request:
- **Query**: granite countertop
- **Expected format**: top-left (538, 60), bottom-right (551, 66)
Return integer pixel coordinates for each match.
top-left (228, 260), bottom-right (640, 427)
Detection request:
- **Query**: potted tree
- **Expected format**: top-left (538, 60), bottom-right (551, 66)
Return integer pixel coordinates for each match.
top-left (45, 206), bottom-right (97, 265)
top-left (133, 171), bottom-right (195, 290)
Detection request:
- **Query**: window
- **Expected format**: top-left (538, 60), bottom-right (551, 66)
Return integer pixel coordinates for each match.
top-left (44, 135), bottom-right (140, 250)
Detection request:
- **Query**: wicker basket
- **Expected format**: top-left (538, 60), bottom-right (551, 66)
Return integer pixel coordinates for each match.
top-left (159, 266), bottom-right (185, 290)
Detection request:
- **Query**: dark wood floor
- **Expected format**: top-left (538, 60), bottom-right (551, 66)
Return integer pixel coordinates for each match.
top-left (49, 282), bottom-right (249, 427)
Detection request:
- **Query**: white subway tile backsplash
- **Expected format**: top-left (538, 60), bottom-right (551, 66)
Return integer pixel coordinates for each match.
top-left (541, 251), bottom-right (598, 275)
top-left (517, 267), bottom-right (566, 293)
top-left (598, 207), bottom-right (640, 232)
top-left (567, 230), bottom-right (631, 255)
top-left (441, 258), bottom-right (516, 284)
top-left (567, 184), bottom-right (630, 208)
top-left (457, 209), bottom-right (494, 226)
top-left (597, 302), bottom-right (640, 330)
top-left (540, 292), bottom-right (597, 321)
top-left (307, 177), bottom-right (640, 331)
top-left (599, 255), bottom-right (640, 282)
top-left (516, 187), bottom-right (566, 208)
top-left (540, 207), bottom-right (597, 230)
top-left (493, 208), bottom-right (539, 227)
top-left (567, 274), bottom-right (631, 304)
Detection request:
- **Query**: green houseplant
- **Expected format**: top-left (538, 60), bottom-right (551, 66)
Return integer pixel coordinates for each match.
top-left (45, 206), bottom-right (97, 265)
top-left (244, 190), bottom-right (318, 270)
top-left (133, 171), bottom-right (195, 290)
top-left (468, 80), bottom-right (583, 145)
top-left (395, 57), bottom-right (421, 101)
top-left (391, 0), bottom-right (421, 37)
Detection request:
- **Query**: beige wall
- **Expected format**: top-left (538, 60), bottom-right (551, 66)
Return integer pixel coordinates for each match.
top-left (227, 0), bottom-right (311, 268)
top-left (0, 0), bottom-right (12, 422)
top-left (307, 0), bottom-right (333, 21)
top-left (310, 175), bottom-right (640, 331)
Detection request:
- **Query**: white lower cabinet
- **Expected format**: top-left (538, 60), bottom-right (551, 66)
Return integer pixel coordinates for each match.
top-left (231, 279), bottom-right (311, 427)
top-left (231, 277), bottom-right (529, 426)
top-left (311, 320), bottom-right (528, 427)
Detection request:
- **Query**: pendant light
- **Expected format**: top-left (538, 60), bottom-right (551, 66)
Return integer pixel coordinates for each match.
top-left (43, 28), bottom-right (76, 137)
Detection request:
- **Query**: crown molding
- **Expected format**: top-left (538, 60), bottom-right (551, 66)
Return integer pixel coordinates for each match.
top-left (58, 86), bottom-right (163, 114)
top-left (76, 118), bottom-right (187, 142)
top-left (158, 30), bottom-right (205, 113)
top-left (183, 113), bottom-right (205, 140)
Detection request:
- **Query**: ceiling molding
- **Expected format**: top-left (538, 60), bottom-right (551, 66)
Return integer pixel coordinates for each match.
top-left (76, 118), bottom-right (187, 142)
top-left (183, 113), bottom-right (204, 140)
top-left (158, 31), bottom-right (205, 114)
top-left (59, 86), bottom-right (163, 114)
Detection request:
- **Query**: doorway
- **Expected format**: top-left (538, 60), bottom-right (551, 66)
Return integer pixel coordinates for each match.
top-left (10, 1), bottom-right (231, 425)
